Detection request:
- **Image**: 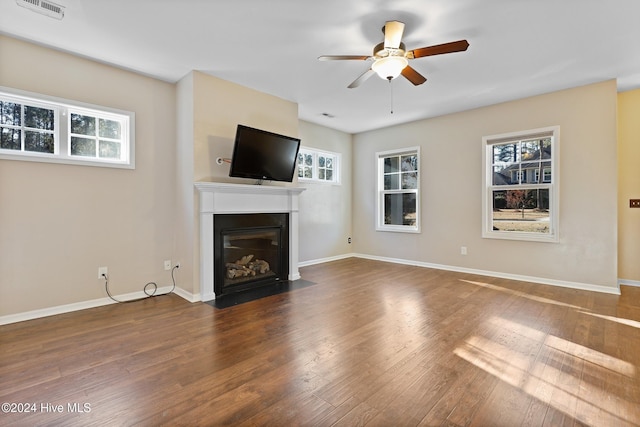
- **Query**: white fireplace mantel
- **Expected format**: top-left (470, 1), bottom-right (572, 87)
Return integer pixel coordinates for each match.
top-left (195, 181), bottom-right (306, 301)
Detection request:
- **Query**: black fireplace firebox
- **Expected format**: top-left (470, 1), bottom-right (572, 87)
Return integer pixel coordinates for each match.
top-left (213, 213), bottom-right (289, 297)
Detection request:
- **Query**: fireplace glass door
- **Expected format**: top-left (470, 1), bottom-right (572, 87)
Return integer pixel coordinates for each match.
top-left (213, 212), bottom-right (290, 297)
top-left (222, 227), bottom-right (282, 289)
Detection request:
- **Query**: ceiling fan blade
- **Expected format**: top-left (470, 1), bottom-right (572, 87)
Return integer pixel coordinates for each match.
top-left (384, 21), bottom-right (405, 49)
top-left (318, 55), bottom-right (370, 61)
top-left (409, 39), bottom-right (469, 59)
top-left (401, 66), bottom-right (427, 86)
top-left (348, 69), bottom-right (375, 89)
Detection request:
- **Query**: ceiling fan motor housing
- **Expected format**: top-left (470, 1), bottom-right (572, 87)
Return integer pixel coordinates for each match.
top-left (373, 42), bottom-right (406, 58)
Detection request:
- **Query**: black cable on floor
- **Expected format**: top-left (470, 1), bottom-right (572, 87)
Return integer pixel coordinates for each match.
top-left (102, 264), bottom-right (179, 303)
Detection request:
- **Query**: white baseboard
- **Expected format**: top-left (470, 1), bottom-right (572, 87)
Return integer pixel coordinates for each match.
top-left (298, 253), bottom-right (354, 267)
top-left (0, 286), bottom-right (196, 326)
top-left (619, 278), bottom-right (640, 288)
top-left (172, 286), bottom-right (200, 302)
top-left (350, 253), bottom-right (621, 295)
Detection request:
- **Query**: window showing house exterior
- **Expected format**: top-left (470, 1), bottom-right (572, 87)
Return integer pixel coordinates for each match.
top-left (482, 126), bottom-right (559, 242)
top-left (0, 87), bottom-right (134, 168)
top-left (376, 147), bottom-right (420, 233)
top-left (297, 147), bottom-right (340, 183)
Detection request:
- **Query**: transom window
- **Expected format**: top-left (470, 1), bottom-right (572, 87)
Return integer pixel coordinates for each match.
top-left (0, 87), bottom-right (134, 168)
top-left (1, 99), bottom-right (57, 154)
top-left (297, 147), bottom-right (340, 183)
top-left (482, 126), bottom-right (559, 242)
top-left (376, 147), bottom-right (420, 233)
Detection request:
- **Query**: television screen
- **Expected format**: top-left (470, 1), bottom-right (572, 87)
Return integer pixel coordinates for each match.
top-left (229, 125), bottom-right (301, 183)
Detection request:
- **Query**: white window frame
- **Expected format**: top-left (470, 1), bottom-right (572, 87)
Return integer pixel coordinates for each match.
top-left (297, 147), bottom-right (340, 184)
top-left (0, 86), bottom-right (135, 169)
top-left (482, 126), bottom-right (559, 243)
top-left (376, 146), bottom-right (420, 233)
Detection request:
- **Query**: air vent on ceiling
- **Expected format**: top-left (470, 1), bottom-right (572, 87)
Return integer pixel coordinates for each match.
top-left (16, 0), bottom-right (65, 20)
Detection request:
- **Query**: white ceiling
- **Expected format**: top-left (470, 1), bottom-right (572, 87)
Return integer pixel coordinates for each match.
top-left (2, 0), bottom-right (640, 134)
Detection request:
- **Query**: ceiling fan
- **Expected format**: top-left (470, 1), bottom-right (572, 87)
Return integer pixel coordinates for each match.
top-left (319, 21), bottom-right (469, 88)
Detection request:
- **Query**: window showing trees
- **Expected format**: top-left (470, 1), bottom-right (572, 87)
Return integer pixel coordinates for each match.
top-left (0, 87), bottom-right (134, 168)
top-left (297, 147), bottom-right (340, 183)
top-left (376, 147), bottom-right (420, 233)
top-left (1, 100), bottom-right (56, 154)
top-left (70, 110), bottom-right (124, 160)
top-left (483, 126), bottom-right (559, 242)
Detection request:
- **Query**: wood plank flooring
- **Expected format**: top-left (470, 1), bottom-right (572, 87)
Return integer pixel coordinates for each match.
top-left (1, 258), bottom-right (639, 426)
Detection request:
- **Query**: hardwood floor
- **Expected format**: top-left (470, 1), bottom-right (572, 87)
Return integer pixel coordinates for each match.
top-left (1, 258), bottom-right (639, 426)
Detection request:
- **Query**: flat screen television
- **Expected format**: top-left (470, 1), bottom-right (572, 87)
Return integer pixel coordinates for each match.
top-left (229, 124), bottom-right (301, 183)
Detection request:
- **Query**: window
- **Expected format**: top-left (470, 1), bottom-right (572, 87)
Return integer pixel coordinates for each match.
top-left (534, 168), bottom-right (552, 183)
top-left (376, 147), bottom-right (420, 233)
top-left (482, 126), bottom-right (559, 242)
top-left (0, 87), bottom-right (134, 168)
top-left (69, 109), bottom-right (126, 160)
top-left (1, 99), bottom-right (57, 154)
top-left (297, 147), bottom-right (340, 183)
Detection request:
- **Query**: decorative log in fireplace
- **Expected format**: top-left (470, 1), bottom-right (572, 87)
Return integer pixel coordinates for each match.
top-left (226, 254), bottom-right (270, 279)
top-left (214, 213), bottom-right (289, 297)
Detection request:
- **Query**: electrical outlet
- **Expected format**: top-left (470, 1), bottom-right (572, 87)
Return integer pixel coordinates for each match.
top-left (164, 260), bottom-right (172, 270)
top-left (630, 199), bottom-right (640, 208)
top-left (98, 266), bottom-right (108, 279)
top-left (460, 246), bottom-right (468, 255)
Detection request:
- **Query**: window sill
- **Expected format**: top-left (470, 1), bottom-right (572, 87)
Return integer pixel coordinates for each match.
top-left (482, 230), bottom-right (558, 243)
top-left (376, 225), bottom-right (421, 234)
top-left (0, 151), bottom-right (134, 169)
top-left (298, 178), bottom-right (341, 186)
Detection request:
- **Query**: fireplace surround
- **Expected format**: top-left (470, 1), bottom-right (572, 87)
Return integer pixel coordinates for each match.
top-left (195, 182), bottom-right (305, 301)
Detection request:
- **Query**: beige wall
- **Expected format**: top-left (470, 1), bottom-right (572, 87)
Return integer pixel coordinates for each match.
top-left (617, 89), bottom-right (640, 283)
top-left (1, 34), bottom-right (628, 319)
top-left (0, 36), bottom-right (177, 316)
top-left (176, 71), bottom-right (300, 297)
top-left (352, 80), bottom-right (619, 291)
top-left (297, 120), bottom-right (353, 262)
top-left (191, 71), bottom-right (299, 183)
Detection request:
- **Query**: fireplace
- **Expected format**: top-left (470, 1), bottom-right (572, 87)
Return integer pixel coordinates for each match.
top-left (195, 182), bottom-right (305, 302)
top-left (214, 213), bottom-right (289, 297)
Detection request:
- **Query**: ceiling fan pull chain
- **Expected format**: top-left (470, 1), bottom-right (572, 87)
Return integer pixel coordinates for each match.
top-left (389, 78), bottom-right (394, 114)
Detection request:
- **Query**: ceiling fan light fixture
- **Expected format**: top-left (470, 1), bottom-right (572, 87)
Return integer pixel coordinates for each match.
top-left (371, 56), bottom-right (408, 80)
